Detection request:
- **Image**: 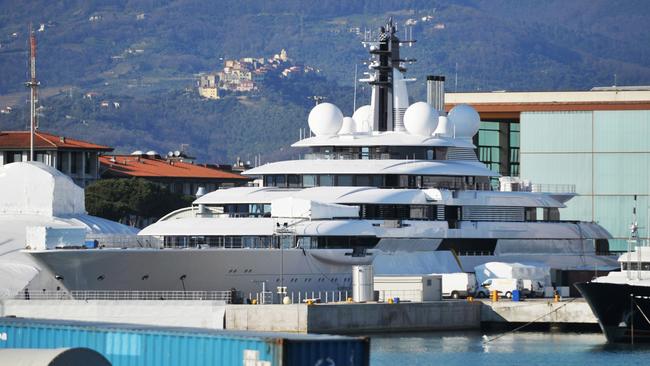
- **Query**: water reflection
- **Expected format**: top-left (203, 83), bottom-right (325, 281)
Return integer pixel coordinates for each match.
top-left (371, 331), bottom-right (650, 366)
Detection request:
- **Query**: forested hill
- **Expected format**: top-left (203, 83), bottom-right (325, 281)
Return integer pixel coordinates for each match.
top-left (0, 0), bottom-right (649, 163)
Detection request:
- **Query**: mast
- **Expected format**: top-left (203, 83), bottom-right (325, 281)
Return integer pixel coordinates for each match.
top-left (363, 18), bottom-right (415, 133)
top-left (26, 25), bottom-right (40, 161)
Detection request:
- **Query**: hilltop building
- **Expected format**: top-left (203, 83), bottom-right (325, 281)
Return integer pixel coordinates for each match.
top-left (198, 74), bottom-right (220, 99)
top-left (0, 130), bottom-right (113, 187)
top-left (198, 49), bottom-right (313, 96)
top-left (448, 86), bottom-right (650, 251)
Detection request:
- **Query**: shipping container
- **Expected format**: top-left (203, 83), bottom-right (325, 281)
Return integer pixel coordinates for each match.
top-left (0, 317), bottom-right (370, 366)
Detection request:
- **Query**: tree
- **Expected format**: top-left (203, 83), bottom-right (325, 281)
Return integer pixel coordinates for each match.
top-left (85, 178), bottom-right (194, 227)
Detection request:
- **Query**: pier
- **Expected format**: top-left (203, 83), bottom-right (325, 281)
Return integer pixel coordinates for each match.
top-left (1, 297), bottom-right (597, 334)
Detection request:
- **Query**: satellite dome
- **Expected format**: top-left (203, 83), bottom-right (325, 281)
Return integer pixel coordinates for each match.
top-left (352, 105), bottom-right (373, 134)
top-left (339, 117), bottom-right (356, 135)
top-left (131, 150), bottom-right (144, 155)
top-left (308, 102), bottom-right (344, 136)
top-left (434, 115), bottom-right (452, 137)
top-left (145, 150), bottom-right (158, 157)
top-left (403, 102), bottom-right (439, 136)
top-left (447, 104), bottom-right (480, 138)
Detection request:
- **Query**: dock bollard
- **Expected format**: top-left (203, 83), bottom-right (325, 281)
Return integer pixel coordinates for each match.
top-left (490, 290), bottom-right (498, 302)
top-left (467, 296), bottom-right (474, 303)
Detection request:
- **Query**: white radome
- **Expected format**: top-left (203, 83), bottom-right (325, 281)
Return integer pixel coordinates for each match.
top-left (352, 105), bottom-right (373, 134)
top-left (448, 104), bottom-right (480, 138)
top-left (339, 117), bottom-right (356, 135)
top-left (308, 103), bottom-right (344, 136)
top-left (403, 102), bottom-right (439, 136)
top-left (434, 115), bottom-right (452, 137)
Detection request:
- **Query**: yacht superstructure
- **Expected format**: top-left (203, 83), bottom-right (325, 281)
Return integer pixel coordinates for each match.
top-left (27, 19), bottom-right (618, 299)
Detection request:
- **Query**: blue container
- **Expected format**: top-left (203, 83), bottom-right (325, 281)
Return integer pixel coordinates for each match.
top-left (0, 317), bottom-right (370, 366)
top-left (512, 290), bottom-right (521, 302)
top-left (392, 297), bottom-right (400, 304)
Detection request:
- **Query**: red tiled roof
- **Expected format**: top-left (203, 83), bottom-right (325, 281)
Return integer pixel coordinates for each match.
top-left (0, 130), bottom-right (113, 151)
top-left (99, 155), bottom-right (250, 180)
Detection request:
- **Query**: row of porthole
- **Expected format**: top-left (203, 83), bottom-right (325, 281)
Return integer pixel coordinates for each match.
top-left (280, 277), bottom-right (352, 283)
top-left (228, 269), bottom-right (254, 273)
top-left (91, 274), bottom-right (167, 281)
top-left (89, 274), bottom-right (354, 282)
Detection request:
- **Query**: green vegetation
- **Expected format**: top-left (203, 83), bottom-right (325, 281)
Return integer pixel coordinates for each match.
top-left (85, 178), bottom-right (193, 227)
top-left (0, 0), bottom-right (648, 163)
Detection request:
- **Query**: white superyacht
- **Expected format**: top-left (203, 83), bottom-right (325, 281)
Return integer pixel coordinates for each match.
top-left (28, 19), bottom-right (618, 299)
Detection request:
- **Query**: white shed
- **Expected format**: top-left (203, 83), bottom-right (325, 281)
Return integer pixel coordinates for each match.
top-left (374, 275), bottom-right (442, 302)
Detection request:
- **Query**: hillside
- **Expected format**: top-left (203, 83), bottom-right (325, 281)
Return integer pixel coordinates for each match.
top-left (1, 0), bottom-right (649, 162)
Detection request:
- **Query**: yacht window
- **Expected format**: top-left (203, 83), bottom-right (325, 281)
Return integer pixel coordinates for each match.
top-left (303, 174), bottom-right (317, 187)
top-left (264, 175), bottom-right (274, 187)
top-left (320, 175), bottom-right (334, 186)
top-left (622, 262), bottom-right (650, 271)
top-left (287, 175), bottom-right (300, 187)
top-left (543, 208), bottom-right (560, 221)
top-left (371, 175), bottom-right (383, 187)
top-left (337, 175), bottom-right (353, 186)
top-left (356, 175), bottom-right (370, 186)
top-left (361, 147), bottom-right (369, 159)
top-left (410, 205), bottom-right (433, 220)
top-left (427, 149), bottom-right (434, 160)
top-left (524, 208), bottom-right (537, 221)
top-left (275, 175), bottom-right (286, 187)
top-left (399, 175), bottom-right (409, 187)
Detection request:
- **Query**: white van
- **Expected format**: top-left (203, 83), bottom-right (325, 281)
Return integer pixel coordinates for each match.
top-left (480, 278), bottom-right (524, 298)
top-left (438, 273), bottom-right (477, 299)
top-left (522, 279), bottom-right (545, 298)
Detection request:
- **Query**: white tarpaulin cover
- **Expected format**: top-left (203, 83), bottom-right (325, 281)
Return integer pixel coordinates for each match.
top-left (271, 197), bottom-right (359, 219)
top-left (0, 162), bottom-right (85, 216)
top-left (0, 162), bottom-right (138, 296)
top-left (474, 261), bottom-right (551, 285)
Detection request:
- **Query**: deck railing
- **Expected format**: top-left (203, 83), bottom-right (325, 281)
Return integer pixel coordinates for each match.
top-left (4, 290), bottom-right (232, 302)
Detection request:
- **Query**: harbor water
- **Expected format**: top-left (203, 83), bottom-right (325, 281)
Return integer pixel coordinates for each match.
top-left (371, 331), bottom-right (650, 366)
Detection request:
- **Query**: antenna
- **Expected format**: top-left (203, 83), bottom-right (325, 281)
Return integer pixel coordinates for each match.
top-left (26, 24), bottom-right (40, 161)
top-left (628, 195), bottom-right (639, 280)
top-left (308, 95), bottom-right (326, 106)
top-left (455, 62), bottom-right (458, 92)
top-left (353, 63), bottom-right (358, 112)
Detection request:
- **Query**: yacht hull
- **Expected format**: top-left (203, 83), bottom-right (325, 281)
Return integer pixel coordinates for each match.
top-left (28, 248), bottom-right (367, 299)
top-left (575, 281), bottom-right (650, 343)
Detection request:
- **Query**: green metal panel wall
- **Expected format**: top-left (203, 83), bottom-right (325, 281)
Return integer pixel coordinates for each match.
top-left (594, 153), bottom-right (650, 195)
top-left (594, 111), bottom-right (650, 152)
top-left (521, 110), bottom-right (650, 251)
top-left (521, 154), bottom-right (593, 194)
top-left (520, 111), bottom-right (592, 153)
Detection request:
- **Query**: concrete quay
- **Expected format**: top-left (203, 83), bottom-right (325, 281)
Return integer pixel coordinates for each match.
top-left (0, 299), bottom-right (226, 329)
top-left (0, 298), bottom-right (596, 334)
top-left (479, 298), bottom-right (597, 325)
top-left (226, 301), bottom-right (482, 333)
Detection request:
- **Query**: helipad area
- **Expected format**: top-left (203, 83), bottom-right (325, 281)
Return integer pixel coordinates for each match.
top-left (447, 87), bottom-right (650, 250)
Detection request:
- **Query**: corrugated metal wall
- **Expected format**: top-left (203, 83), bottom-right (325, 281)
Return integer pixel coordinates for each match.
top-left (520, 110), bottom-right (650, 251)
top-left (0, 318), bottom-right (369, 366)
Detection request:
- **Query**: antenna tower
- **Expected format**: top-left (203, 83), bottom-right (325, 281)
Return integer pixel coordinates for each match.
top-left (26, 25), bottom-right (40, 161)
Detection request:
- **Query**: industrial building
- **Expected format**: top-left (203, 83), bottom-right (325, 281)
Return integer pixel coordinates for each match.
top-left (447, 87), bottom-right (650, 251)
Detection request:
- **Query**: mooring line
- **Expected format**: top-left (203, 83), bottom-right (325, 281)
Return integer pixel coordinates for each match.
top-left (483, 298), bottom-right (578, 343)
